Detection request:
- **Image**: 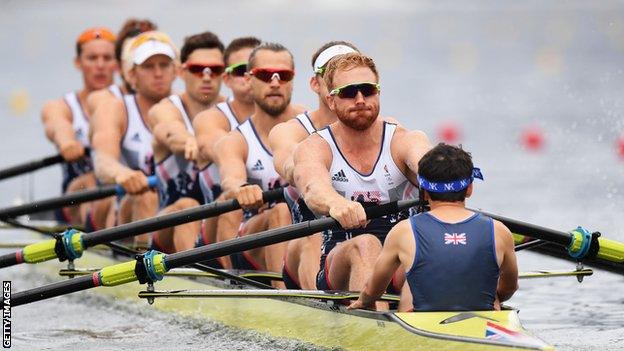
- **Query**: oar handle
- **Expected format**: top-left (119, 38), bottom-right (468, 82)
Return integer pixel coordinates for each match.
top-left (113, 175), bottom-right (159, 196)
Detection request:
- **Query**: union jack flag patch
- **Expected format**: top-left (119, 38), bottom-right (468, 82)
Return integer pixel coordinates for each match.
top-left (444, 233), bottom-right (467, 245)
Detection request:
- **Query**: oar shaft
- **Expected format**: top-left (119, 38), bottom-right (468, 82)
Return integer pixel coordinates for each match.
top-left (0, 154), bottom-right (64, 181)
top-left (0, 185), bottom-right (118, 219)
top-left (165, 199), bottom-right (412, 270)
top-left (12, 274), bottom-right (96, 306)
top-left (0, 176), bottom-right (157, 219)
top-left (474, 209), bottom-right (571, 247)
top-left (82, 188), bottom-right (284, 247)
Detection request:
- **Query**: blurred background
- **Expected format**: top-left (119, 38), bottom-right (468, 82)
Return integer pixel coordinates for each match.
top-left (0, 1), bottom-right (623, 350)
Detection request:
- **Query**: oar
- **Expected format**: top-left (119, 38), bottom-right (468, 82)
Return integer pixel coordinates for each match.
top-left (0, 188), bottom-right (285, 269)
top-left (0, 149), bottom-right (90, 181)
top-left (473, 209), bottom-right (624, 270)
top-left (11, 199), bottom-right (417, 306)
top-left (0, 176), bottom-right (158, 219)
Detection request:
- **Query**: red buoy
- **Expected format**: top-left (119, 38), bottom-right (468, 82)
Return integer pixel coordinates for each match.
top-left (617, 136), bottom-right (624, 159)
top-left (437, 122), bottom-right (461, 144)
top-left (521, 126), bottom-right (545, 151)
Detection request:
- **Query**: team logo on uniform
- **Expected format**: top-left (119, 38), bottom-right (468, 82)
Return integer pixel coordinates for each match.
top-left (444, 233), bottom-right (467, 245)
top-left (131, 132), bottom-right (141, 142)
top-left (332, 169), bottom-right (348, 182)
top-left (75, 128), bottom-right (84, 139)
top-left (251, 159), bottom-right (264, 171)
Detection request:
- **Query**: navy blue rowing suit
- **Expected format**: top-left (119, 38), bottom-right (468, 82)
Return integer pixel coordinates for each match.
top-left (406, 212), bottom-right (499, 311)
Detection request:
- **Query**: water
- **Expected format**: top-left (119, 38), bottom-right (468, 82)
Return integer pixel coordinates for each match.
top-left (1, 0), bottom-right (624, 349)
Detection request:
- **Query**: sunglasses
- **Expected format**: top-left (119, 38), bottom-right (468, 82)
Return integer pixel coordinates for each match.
top-left (249, 68), bottom-right (295, 83)
top-left (184, 63), bottom-right (225, 78)
top-left (329, 82), bottom-right (381, 99)
top-left (225, 62), bottom-right (248, 77)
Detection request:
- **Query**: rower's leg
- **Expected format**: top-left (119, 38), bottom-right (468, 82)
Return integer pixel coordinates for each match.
top-left (89, 196), bottom-right (114, 230)
top-left (216, 209), bottom-right (244, 269)
top-left (285, 233), bottom-right (322, 289)
top-left (326, 234), bottom-right (387, 309)
top-left (264, 203), bottom-right (291, 288)
top-left (171, 198), bottom-right (201, 252)
top-left (237, 211), bottom-right (269, 270)
top-left (130, 190), bottom-right (158, 247)
top-left (64, 172), bottom-right (96, 225)
top-left (152, 197), bottom-right (201, 253)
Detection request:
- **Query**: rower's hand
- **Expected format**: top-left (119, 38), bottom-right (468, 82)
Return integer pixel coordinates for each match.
top-left (184, 137), bottom-right (198, 162)
top-left (233, 184), bottom-right (264, 210)
top-left (115, 169), bottom-right (149, 195)
top-left (347, 298), bottom-right (375, 311)
top-left (59, 139), bottom-right (85, 162)
top-left (329, 199), bottom-right (367, 229)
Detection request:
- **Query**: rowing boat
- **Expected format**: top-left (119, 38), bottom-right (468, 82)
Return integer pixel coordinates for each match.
top-left (11, 224), bottom-right (553, 351)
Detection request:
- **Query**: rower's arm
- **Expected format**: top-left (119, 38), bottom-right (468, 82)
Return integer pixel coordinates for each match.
top-left (393, 127), bottom-right (431, 180)
top-left (350, 221), bottom-right (407, 310)
top-left (86, 88), bottom-right (113, 117)
top-left (292, 135), bottom-right (341, 215)
top-left (149, 101), bottom-right (196, 160)
top-left (90, 97), bottom-right (131, 184)
top-left (214, 130), bottom-right (249, 198)
top-left (193, 108), bottom-right (232, 167)
top-left (268, 120), bottom-right (307, 184)
top-left (494, 220), bottom-right (519, 303)
top-left (41, 99), bottom-right (84, 162)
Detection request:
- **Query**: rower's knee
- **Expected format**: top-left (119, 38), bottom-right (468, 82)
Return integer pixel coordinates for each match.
top-left (344, 234), bottom-right (382, 264)
top-left (268, 203), bottom-right (291, 228)
top-left (172, 197), bottom-right (200, 211)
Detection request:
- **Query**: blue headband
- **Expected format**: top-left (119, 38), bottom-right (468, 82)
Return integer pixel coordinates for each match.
top-left (417, 168), bottom-right (484, 193)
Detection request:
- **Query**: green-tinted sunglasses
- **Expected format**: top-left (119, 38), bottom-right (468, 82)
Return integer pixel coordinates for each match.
top-left (329, 82), bottom-right (381, 99)
top-left (225, 62), bottom-right (247, 77)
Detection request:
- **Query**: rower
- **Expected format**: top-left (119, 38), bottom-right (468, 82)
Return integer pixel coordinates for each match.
top-left (87, 18), bottom-right (159, 113)
top-left (293, 53), bottom-right (430, 301)
top-left (90, 31), bottom-right (178, 244)
top-left (269, 41), bottom-right (359, 289)
top-left (192, 37), bottom-right (261, 253)
top-left (214, 42), bottom-right (304, 281)
top-left (148, 31), bottom-right (226, 253)
top-left (41, 27), bottom-right (117, 226)
top-left (193, 37), bottom-right (261, 201)
top-left (84, 19), bottom-right (158, 231)
top-left (349, 143), bottom-right (519, 311)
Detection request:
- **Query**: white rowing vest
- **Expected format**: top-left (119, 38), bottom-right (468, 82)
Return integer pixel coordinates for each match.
top-left (121, 94), bottom-right (153, 175)
top-left (197, 99), bottom-right (243, 203)
top-left (238, 119), bottom-right (284, 191)
top-left (215, 99), bottom-right (240, 131)
top-left (108, 84), bottom-right (123, 99)
top-left (60, 92), bottom-right (93, 191)
top-left (316, 122), bottom-right (416, 205)
top-left (155, 95), bottom-right (204, 207)
top-left (284, 112), bottom-right (315, 203)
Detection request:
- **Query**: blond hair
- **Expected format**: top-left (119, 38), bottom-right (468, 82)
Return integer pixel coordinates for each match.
top-left (323, 52), bottom-right (378, 90)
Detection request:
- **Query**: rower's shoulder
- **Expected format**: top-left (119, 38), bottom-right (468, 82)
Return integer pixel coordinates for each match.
top-left (291, 104), bottom-right (308, 115)
top-left (492, 219), bottom-right (514, 245)
top-left (194, 104), bottom-right (229, 127)
top-left (41, 97), bottom-right (71, 118)
top-left (148, 98), bottom-right (181, 127)
top-left (270, 118), bottom-right (309, 141)
top-left (385, 218), bottom-right (413, 247)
